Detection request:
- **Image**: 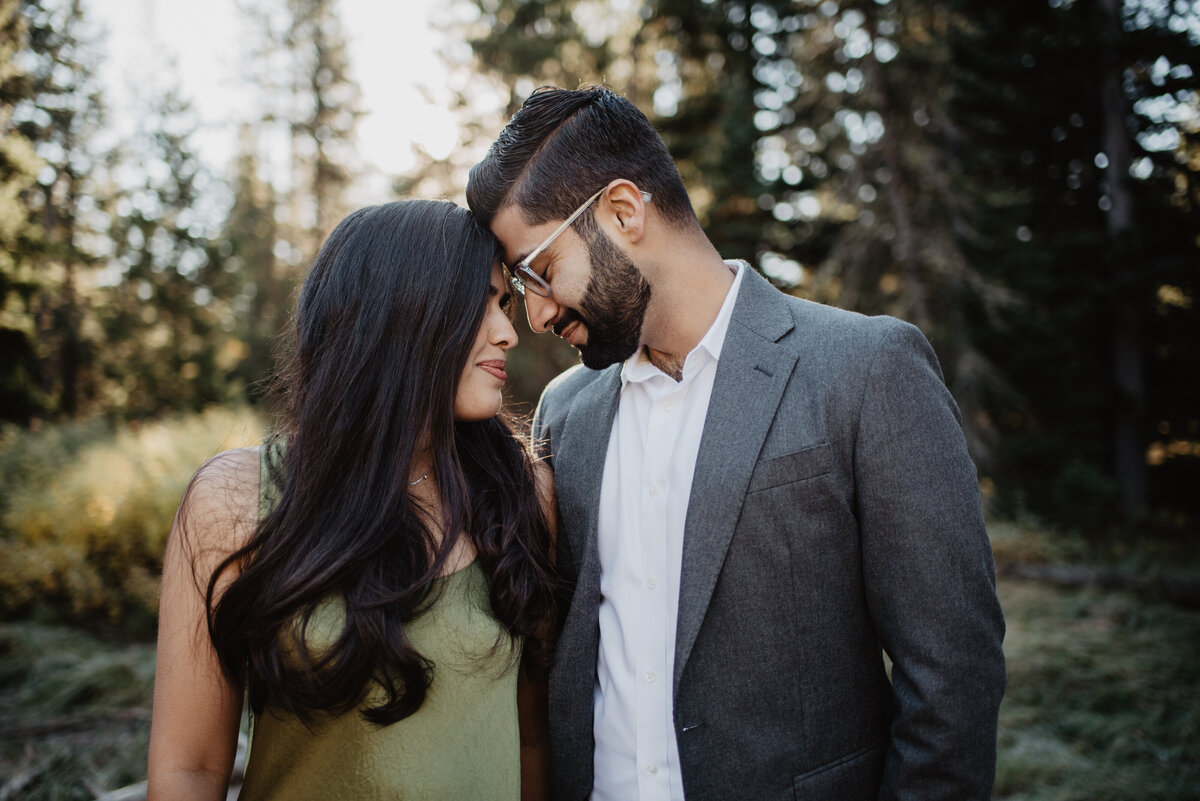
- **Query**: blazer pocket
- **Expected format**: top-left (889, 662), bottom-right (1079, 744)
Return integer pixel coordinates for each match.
top-left (792, 737), bottom-right (887, 801)
top-left (747, 443), bottom-right (832, 493)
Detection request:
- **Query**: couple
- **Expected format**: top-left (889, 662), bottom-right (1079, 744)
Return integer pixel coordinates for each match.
top-left (147, 87), bottom-right (1005, 801)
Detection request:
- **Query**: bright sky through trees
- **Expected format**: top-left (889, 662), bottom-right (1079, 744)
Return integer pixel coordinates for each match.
top-left (86, 0), bottom-right (461, 201)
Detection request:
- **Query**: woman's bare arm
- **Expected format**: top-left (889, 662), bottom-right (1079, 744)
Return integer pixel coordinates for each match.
top-left (147, 447), bottom-right (260, 801)
top-left (519, 459), bottom-right (557, 801)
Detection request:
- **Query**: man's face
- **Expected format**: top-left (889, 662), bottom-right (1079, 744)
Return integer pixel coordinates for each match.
top-left (491, 204), bottom-right (651, 370)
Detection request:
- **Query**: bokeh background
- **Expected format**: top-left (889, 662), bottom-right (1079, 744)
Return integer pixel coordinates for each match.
top-left (1, 0), bottom-right (1198, 798)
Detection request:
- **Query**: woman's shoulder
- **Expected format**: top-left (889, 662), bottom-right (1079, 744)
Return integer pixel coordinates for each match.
top-left (192, 445), bottom-right (261, 495)
top-left (178, 446), bottom-right (263, 555)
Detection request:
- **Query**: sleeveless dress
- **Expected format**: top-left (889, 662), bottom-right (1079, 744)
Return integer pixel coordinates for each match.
top-left (237, 442), bottom-right (521, 801)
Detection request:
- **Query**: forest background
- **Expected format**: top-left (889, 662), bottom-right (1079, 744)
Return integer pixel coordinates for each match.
top-left (1, 0), bottom-right (1198, 799)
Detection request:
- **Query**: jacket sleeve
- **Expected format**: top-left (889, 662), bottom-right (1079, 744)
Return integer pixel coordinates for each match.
top-left (530, 371), bottom-right (577, 579)
top-left (853, 319), bottom-right (1006, 801)
top-left (531, 387), bottom-right (555, 465)
top-left (532, 364), bottom-right (586, 465)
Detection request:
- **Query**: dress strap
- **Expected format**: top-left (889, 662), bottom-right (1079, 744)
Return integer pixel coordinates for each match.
top-left (257, 436), bottom-right (287, 522)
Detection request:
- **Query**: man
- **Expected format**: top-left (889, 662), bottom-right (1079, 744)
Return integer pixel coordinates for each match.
top-left (467, 86), bottom-right (1005, 801)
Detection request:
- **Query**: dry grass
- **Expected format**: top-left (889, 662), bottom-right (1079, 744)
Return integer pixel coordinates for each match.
top-left (2, 574), bottom-right (1197, 800)
top-left (995, 578), bottom-right (1200, 800)
top-left (0, 622), bottom-right (155, 800)
top-left (1, 419), bottom-right (1196, 800)
top-left (0, 407), bottom-right (265, 633)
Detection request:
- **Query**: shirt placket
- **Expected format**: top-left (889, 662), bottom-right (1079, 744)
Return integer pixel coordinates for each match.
top-left (634, 378), bottom-right (677, 798)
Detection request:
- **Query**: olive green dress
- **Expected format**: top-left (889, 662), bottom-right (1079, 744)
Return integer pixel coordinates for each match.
top-left (237, 443), bottom-right (520, 801)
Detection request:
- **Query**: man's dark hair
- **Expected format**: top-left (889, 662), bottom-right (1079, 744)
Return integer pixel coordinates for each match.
top-left (467, 85), bottom-right (694, 229)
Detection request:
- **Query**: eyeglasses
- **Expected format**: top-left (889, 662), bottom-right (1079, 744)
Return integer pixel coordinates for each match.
top-left (508, 186), bottom-right (652, 299)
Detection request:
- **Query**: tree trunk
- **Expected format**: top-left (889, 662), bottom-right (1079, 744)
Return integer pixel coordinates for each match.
top-left (864, 52), bottom-right (933, 332)
top-left (1099, 0), bottom-right (1146, 518)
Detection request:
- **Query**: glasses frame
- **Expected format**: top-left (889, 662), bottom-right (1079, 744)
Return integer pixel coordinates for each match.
top-left (508, 186), bottom-right (652, 299)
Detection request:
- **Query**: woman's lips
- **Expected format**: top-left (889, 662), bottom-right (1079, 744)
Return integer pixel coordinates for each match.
top-left (478, 360), bottom-right (507, 380)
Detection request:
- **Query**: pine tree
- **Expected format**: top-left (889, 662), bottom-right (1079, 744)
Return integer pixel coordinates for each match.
top-left (99, 84), bottom-right (235, 417)
top-left (640, 0), bottom-right (1014, 459)
top-left (223, 122), bottom-right (283, 401)
top-left (233, 0), bottom-right (362, 309)
top-left (950, 0), bottom-right (1200, 525)
top-left (284, 0), bottom-right (362, 253)
top-left (0, 0), bottom-right (44, 421)
top-left (15, 0), bottom-right (107, 418)
top-left (449, 0), bottom-right (1200, 524)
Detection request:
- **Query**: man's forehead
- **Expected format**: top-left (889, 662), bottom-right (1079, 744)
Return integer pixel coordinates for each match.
top-left (490, 203), bottom-right (551, 265)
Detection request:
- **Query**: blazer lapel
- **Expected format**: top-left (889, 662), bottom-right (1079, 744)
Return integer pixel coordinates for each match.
top-left (674, 269), bottom-right (798, 692)
top-left (554, 364), bottom-right (621, 619)
top-left (543, 367), bottom-right (621, 796)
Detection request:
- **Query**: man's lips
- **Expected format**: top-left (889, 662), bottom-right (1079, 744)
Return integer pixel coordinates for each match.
top-left (556, 320), bottom-right (582, 346)
top-left (478, 360), bottom-right (507, 380)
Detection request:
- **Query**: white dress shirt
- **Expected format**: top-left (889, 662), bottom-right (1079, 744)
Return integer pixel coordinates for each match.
top-left (592, 261), bottom-right (746, 801)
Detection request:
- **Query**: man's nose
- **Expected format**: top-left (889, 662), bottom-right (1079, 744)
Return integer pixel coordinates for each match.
top-left (523, 292), bottom-right (560, 334)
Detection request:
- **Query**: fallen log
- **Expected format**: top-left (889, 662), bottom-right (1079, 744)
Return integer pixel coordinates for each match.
top-left (998, 562), bottom-right (1200, 607)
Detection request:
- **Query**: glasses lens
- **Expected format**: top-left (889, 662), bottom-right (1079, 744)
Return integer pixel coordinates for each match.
top-left (517, 266), bottom-right (551, 298)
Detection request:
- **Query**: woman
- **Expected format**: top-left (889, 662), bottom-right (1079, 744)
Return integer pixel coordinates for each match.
top-left (147, 200), bottom-right (561, 800)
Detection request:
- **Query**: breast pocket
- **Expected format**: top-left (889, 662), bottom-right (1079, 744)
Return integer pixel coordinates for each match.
top-left (747, 443), bottom-right (832, 494)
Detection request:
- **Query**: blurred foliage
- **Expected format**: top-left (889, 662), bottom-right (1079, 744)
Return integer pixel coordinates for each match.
top-left (0, 622), bottom-right (155, 715)
top-left (989, 517), bottom-right (1200, 590)
top-left (448, 0), bottom-right (1200, 530)
top-left (0, 0), bottom-right (43, 423)
top-left (950, 0), bottom-right (1200, 528)
top-left (9, 0), bottom-right (108, 421)
top-left (0, 621), bottom-right (155, 800)
top-left (3, 572), bottom-right (1199, 799)
top-left (0, 0), bottom-right (1194, 588)
top-left (0, 0), bottom-right (364, 426)
top-left (97, 82), bottom-right (246, 419)
top-left (0, 406), bottom-right (265, 633)
top-left (282, 0), bottom-right (363, 245)
top-left (994, 578), bottom-right (1200, 800)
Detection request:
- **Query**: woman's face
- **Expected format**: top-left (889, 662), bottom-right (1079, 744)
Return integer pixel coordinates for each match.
top-left (454, 264), bottom-right (518, 421)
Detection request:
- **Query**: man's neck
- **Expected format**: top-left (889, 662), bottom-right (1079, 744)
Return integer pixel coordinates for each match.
top-left (638, 250), bottom-right (736, 378)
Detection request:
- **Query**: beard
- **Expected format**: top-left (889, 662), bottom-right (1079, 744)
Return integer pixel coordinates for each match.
top-left (554, 225), bottom-right (652, 370)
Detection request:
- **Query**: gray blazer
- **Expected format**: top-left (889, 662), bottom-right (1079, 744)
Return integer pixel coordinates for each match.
top-left (533, 267), bottom-right (1006, 801)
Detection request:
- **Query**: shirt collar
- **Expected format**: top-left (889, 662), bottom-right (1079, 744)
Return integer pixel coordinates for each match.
top-left (620, 260), bottom-right (747, 386)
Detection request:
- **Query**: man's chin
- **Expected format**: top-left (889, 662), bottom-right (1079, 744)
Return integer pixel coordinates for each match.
top-left (578, 338), bottom-right (639, 370)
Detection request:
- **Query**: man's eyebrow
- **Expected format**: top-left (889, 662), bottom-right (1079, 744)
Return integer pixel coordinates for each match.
top-left (511, 249), bottom-right (532, 269)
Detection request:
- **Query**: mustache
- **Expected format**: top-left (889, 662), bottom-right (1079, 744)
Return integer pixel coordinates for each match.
top-left (553, 309), bottom-right (583, 337)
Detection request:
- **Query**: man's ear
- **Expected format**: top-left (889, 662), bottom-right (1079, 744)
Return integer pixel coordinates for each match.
top-left (601, 180), bottom-right (647, 244)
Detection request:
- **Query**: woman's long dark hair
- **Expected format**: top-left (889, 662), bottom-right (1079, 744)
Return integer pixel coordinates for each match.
top-left (200, 200), bottom-right (561, 725)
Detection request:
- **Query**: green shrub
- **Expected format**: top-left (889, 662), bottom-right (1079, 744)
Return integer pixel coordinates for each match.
top-left (0, 406), bottom-right (265, 632)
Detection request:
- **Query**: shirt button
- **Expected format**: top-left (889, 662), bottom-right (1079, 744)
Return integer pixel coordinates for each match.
top-left (646, 764), bottom-right (658, 775)
top-left (649, 483), bottom-right (663, 496)
top-left (647, 577), bottom-right (658, 589)
top-left (645, 671), bottom-right (656, 683)
top-left (663, 399), bottom-right (675, 410)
